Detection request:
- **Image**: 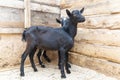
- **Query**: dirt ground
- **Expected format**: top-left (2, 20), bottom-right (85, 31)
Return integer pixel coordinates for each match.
top-left (0, 63), bottom-right (117, 80)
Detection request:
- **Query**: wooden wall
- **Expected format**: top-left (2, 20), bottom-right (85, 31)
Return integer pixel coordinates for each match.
top-left (60, 0), bottom-right (120, 79)
top-left (0, 0), bottom-right (60, 70)
top-left (0, 0), bottom-right (120, 79)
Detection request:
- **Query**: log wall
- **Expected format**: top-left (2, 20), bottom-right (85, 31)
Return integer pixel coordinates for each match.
top-left (0, 0), bottom-right (120, 79)
top-left (0, 0), bottom-right (60, 69)
top-left (60, 0), bottom-right (120, 79)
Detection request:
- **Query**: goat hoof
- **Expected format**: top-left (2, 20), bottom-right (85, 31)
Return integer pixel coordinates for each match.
top-left (67, 63), bottom-right (71, 68)
top-left (58, 66), bottom-right (61, 69)
top-left (67, 70), bottom-right (71, 74)
top-left (41, 65), bottom-right (46, 68)
top-left (34, 69), bottom-right (38, 72)
top-left (61, 75), bottom-right (66, 78)
top-left (47, 59), bottom-right (51, 63)
top-left (20, 72), bottom-right (25, 77)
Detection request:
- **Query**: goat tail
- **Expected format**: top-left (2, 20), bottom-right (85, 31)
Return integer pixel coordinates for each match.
top-left (22, 29), bottom-right (27, 42)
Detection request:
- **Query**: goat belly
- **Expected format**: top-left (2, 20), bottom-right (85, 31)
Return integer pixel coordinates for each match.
top-left (38, 39), bottom-right (59, 50)
top-left (35, 26), bottom-right (73, 50)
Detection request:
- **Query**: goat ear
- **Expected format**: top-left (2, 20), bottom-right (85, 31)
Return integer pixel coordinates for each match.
top-left (80, 7), bottom-right (84, 13)
top-left (66, 9), bottom-right (72, 17)
top-left (56, 18), bottom-right (61, 24)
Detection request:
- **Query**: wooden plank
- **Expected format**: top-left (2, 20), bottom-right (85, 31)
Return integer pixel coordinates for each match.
top-left (0, 28), bottom-right (24, 34)
top-left (75, 28), bottom-right (120, 47)
top-left (72, 42), bottom-right (120, 64)
top-left (0, 21), bottom-right (24, 28)
top-left (60, 0), bottom-right (72, 9)
top-left (31, 0), bottom-right (60, 6)
top-left (0, 7), bottom-right (59, 28)
top-left (0, 0), bottom-right (60, 14)
top-left (70, 52), bottom-right (120, 79)
top-left (61, 0), bottom-right (120, 16)
top-left (78, 14), bottom-right (120, 29)
top-left (0, 0), bottom-right (24, 9)
top-left (31, 2), bottom-right (60, 14)
top-left (24, 0), bottom-right (31, 28)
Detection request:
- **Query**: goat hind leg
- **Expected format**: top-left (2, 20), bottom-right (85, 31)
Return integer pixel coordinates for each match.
top-left (58, 51), bottom-right (61, 69)
top-left (20, 52), bottom-right (28, 76)
top-left (29, 47), bottom-right (38, 72)
top-left (37, 49), bottom-right (45, 68)
top-left (43, 51), bottom-right (51, 62)
top-left (20, 44), bottom-right (32, 76)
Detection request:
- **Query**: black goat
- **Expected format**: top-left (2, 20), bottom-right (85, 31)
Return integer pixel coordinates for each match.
top-left (20, 8), bottom-right (85, 78)
top-left (23, 18), bottom-right (70, 68)
top-left (37, 18), bottom-right (71, 68)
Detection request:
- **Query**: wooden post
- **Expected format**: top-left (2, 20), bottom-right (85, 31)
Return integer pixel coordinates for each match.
top-left (24, 0), bottom-right (31, 28)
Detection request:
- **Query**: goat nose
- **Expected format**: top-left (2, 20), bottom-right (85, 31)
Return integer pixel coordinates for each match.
top-left (81, 17), bottom-right (85, 22)
top-left (83, 18), bottom-right (85, 22)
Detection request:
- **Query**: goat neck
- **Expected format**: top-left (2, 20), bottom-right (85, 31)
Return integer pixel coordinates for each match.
top-left (63, 18), bottom-right (77, 39)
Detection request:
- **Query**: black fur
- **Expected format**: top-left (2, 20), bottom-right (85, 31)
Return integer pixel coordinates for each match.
top-left (20, 8), bottom-right (85, 78)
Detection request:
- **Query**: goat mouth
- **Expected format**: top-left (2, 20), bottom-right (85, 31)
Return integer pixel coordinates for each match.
top-left (78, 19), bottom-right (85, 22)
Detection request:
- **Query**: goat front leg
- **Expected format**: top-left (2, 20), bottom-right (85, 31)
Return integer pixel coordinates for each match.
top-left (59, 48), bottom-right (66, 78)
top-left (65, 52), bottom-right (71, 74)
top-left (66, 52), bottom-right (71, 68)
top-left (37, 49), bottom-right (45, 68)
top-left (58, 51), bottom-right (71, 69)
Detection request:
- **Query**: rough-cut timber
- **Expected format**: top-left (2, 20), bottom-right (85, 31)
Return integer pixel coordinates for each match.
top-left (61, 0), bottom-right (120, 16)
top-left (75, 28), bottom-right (120, 47)
top-left (0, 0), bottom-right (60, 32)
top-left (61, 0), bottom-right (120, 79)
top-left (79, 14), bottom-right (120, 29)
top-left (72, 42), bottom-right (120, 63)
top-left (0, 0), bottom-right (60, 69)
top-left (69, 52), bottom-right (120, 79)
top-left (0, 0), bottom-right (60, 14)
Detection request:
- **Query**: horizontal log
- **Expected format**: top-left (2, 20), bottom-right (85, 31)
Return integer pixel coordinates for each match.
top-left (0, 22), bottom-right (24, 28)
top-left (31, 2), bottom-right (60, 14)
top-left (31, 11), bottom-right (60, 27)
top-left (31, 0), bottom-right (60, 6)
top-left (0, 34), bottom-right (27, 69)
top-left (78, 14), bottom-right (120, 29)
top-left (0, 0), bottom-right (60, 14)
top-left (61, 0), bottom-right (120, 16)
top-left (0, 7), bottom-right (59, 28)
top-left (0, 28), bottom-right (24, 34)
top-left (75, 28), bottom-right (120, 47)
top-left (71, 42), bottom-right (120, 63)
top-left (69, 52), bottom-right (120, 79)
top-left (0, 7), bottom-right (23, 22)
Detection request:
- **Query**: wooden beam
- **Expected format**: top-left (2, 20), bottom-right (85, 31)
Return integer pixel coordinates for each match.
top-left (0, 0), bottom-right (60, 14)
top-left (60, 0), bottom-right (72, 9)
top-left (32, 0), bottom-right (60, 7)
top-left (24, 0), bottom-right (31, 28)
top-left (0, 21), bottom-right (24, 28)
top-left (0, 0), bottom-right (23, 9)
top-left (0, 28), bottom-right (24, 34)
